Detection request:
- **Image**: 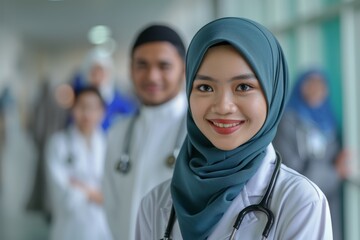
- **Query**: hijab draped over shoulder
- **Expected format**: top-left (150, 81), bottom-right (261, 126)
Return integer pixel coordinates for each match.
top-left (170, 17), bottom-right (289, 239)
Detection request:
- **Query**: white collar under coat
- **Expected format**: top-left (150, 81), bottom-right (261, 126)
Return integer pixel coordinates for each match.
top-left (139, 91), bottom-right (187, 122)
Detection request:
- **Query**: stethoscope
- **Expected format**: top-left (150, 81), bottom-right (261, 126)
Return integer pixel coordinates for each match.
top-left (66, 130), bottom-right (75, 165)
top-left (161, 152), bottom-right (282, 240)
top-left (115, 114), bottom-right (187, 174)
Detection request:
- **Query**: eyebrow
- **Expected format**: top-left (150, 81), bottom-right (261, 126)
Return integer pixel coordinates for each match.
top-left (195, 73), bottom-right (257, 82)
top-left (134, 58), bottom-right (173, 66)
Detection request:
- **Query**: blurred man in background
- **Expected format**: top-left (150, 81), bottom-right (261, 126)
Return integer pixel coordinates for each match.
top-left (102, 24), bottom-right (187, 240)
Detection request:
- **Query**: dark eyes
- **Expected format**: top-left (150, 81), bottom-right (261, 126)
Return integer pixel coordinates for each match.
top-left (236, 84), bottom-right (252, 91)
top-left (196, 83), bottom-right (253, 92)
top-left (134, 62), bottom-right (172, 70)
top-left (197, 85), bottom-right (213, 92)
top-left (134, 62), bottom-right (147, 69)
top-left (159, 63), bottom-right (172, 70)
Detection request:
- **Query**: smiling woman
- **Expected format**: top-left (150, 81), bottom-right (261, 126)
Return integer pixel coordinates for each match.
top-left (136, 17), bottom-right (333, 240)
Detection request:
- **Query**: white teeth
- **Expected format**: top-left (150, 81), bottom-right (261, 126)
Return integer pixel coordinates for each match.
top-left (213, 122), bottom-right (240, 128)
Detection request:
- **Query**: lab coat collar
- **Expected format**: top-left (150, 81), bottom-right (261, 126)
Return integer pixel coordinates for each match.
top-left (161, 145), bottom-right (276, 213)
top-left (68, 124), bottom-right (104, 142)
top-left (210, 144), bottom-right (276, 237)
top-left (140, 91), bottom-right (187, 121)
top-left (160, 145), bottom-right (276, 237)
top-left (239, 144), bottom-right (276, 220)
top-left (245, 144), bottom-right (276, 197)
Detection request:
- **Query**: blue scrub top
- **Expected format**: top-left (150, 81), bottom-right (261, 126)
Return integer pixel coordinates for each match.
top-left (71, 73), bottom-right (138, 131)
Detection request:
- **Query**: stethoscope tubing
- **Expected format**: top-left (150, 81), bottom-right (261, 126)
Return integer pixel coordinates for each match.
top-left (230, 152), bottom-right (281, 239)
top-left (162, 153), bottom-right (282, 240)
top-left (115, 114), bottom-right (187, 174)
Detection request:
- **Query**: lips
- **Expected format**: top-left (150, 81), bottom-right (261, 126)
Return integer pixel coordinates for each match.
top-left (208, 119), bottom-right (244, 135)
top-left (143, 84), bottom-right (161, 94)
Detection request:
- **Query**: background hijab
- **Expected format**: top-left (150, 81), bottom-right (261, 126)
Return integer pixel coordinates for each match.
top-left (286, 68), bottom-right (337, 136)
top-left (170, 17), bottom-right (289, 239)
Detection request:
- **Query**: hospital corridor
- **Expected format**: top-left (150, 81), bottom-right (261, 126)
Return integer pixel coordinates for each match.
top-left (0, 104), bottom-right (49, 239)
top-left (1, 0), bottom-right (360, 239)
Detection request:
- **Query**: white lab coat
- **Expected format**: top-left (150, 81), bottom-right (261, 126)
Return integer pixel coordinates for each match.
top-left (46, 126), bottom-right (112, 240)
top-left (136, 144), bottom-right (333, 240)
top-left (103, 92), bottom-right (187, 240)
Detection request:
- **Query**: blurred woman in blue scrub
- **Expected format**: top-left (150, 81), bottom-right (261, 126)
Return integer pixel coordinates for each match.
top-left (72, 48), bottom-right (138, 131)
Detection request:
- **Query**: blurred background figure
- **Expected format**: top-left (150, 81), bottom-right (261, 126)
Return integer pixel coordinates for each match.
top-left (103, 24), bottom-right (187, 240)
top-left (70, 47), bottom-right (138, 131)
top-left (0, 86), bottom-right (14, 190)
top-left (46, 87), bottom-right (112, 240)
top-left (26, 48), bottom-right (138, 222)
top-left (273, 68), bottom-right (348, 240)
top-left (26, 80), bottom-right (72, 220)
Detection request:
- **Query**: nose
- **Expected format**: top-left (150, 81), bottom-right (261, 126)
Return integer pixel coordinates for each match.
top-left (212, 91), bottom-right (237, 115)
top-left (147, 67), bottom-right (162, 82)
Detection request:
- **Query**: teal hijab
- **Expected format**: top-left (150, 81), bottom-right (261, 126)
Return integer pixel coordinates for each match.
top-left (170, 17), bottom-right (289, 239)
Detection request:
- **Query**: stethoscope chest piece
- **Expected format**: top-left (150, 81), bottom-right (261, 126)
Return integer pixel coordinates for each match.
top-left (115, 154), bottom-right (131, 174)
top-left (165, 154), bottom-right (176, 168)
top-left (67, 155), bottom-right (74, 165)
top-left (166, 149), bottom-right (180, 168)
top-left (115, 116), bottom-right (185, 175)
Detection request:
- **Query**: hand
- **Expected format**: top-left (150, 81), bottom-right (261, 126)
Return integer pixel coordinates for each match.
top-left (69, 177), bottom-right (87, 189)
top-left (69, 177), bottom-right (104, 204)
top-left (335, 149), bottom-right (349, 179)
top-left (86, 189), bottom-right (104, 204)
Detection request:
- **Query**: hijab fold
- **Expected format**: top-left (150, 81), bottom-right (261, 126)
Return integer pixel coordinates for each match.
top-left (170, 17), bottom-right (289, 239)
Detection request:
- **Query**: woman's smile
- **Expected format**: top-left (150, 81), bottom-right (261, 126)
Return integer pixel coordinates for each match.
top-left (208, 119), bottom-right (245, 135)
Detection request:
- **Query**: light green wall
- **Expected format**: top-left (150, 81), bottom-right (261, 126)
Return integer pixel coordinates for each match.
top-left (321, 17), bottom-right (343, 129)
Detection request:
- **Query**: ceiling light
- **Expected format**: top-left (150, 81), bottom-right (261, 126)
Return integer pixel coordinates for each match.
top-left (88, 25), bottom-right (111, 45)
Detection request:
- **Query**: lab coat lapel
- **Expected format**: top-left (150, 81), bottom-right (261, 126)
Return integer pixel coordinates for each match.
top-left (89, 129), bottom-right (106, 180)
top-left (209, 145), bottom-right (276, 239)
top-left (208, 184), bottom-right (258, 240)
top-left (69, 126), bottom-right (105, 183)
top-left (160, 192), bottom-right (182, 239)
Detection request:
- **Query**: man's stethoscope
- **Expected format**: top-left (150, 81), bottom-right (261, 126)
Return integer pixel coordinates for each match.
top-left (161, 152), bottom-right (282, 240)
top-left (115, 114), bottom-right (187, 174)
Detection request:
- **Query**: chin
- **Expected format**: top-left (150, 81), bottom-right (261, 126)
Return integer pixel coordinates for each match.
top-left (213, 142), bottom-right (239, 151)
top-left (208, 136), bottom-right (243, 151)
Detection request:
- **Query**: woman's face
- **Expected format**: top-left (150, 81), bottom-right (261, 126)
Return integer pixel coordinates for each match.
top-left (72, 92), bottom-right (104, 135)
top-left (301, 73), bottom-right (328, 108)
top-left (190, 45), bottom-right (267, 151)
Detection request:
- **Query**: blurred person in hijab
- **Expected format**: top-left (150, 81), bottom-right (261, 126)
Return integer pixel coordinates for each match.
top-left (136, 17), bottom-right (332, 240)
top-left (26, 80), bottom-right (71, 220)
top-left (46, 87), bottom-right (112, 240)
top-left (72, 48), bottom-right (138, 131)
top-left (273, 68), bottom-right (348, 240)
top-left (102, 24), bottom-right (187, 240)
